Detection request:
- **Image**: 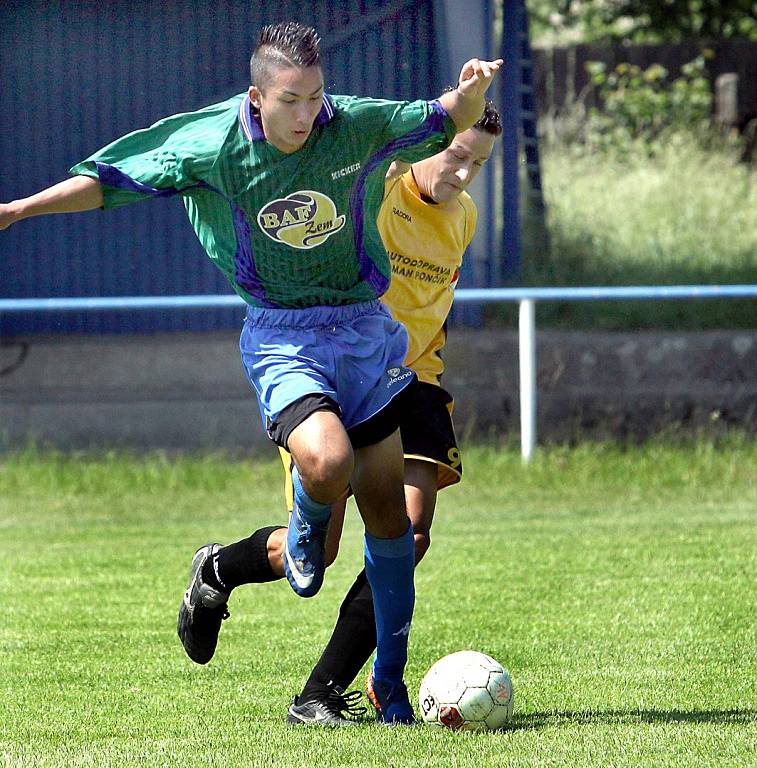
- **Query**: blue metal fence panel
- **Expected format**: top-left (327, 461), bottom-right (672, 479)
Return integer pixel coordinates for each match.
top-left (1, 0), bottom-right (442, 335)
top-left (499, 0), bottom-right (523, 282)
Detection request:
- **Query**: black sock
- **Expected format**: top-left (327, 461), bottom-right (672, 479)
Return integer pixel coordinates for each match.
top-left (299, 569), bottom-right (377, 700)
top-left (201, 525), bottom-right (285, 593)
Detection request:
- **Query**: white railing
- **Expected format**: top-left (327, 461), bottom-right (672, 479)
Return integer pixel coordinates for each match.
top-left (3, 284), bottom-right (756, 461)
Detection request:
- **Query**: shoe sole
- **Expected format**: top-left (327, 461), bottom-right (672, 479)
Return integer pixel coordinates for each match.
top-left (177, 544), bottom-right (221, 665)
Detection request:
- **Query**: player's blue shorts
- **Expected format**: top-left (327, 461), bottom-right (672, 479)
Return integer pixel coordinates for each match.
top-left (240, 300), bottom-right (415, 440)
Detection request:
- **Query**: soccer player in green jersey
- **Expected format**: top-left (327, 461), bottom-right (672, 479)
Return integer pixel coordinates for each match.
top-left (0, 21), bottom-right (501, 724)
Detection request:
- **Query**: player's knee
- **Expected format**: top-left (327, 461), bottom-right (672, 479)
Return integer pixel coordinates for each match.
top-left (414, 530), bottom-right (431, 565)
top-left (298, 447), bottom-right (353, 501)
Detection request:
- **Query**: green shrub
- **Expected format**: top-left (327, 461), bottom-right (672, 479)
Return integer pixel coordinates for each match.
top-left (583, 54), bottom-right (715, 156)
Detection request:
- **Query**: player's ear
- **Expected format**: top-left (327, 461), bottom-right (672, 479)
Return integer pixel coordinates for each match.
top-left (248, 85), bottom-right (262, 109)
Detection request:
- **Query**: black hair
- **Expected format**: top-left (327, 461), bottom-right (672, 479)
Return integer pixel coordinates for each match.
top-left (474, 100), bottom-right (502, 136)
top-left (250, 22), bottom-right (322, 89)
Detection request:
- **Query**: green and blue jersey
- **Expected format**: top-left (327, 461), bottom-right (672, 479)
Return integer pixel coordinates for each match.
top-left (71, 93), bottom-right (455, 308)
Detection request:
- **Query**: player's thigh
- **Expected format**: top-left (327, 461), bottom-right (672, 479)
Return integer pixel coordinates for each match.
top-left (351, 429), bottom-right (407, 538)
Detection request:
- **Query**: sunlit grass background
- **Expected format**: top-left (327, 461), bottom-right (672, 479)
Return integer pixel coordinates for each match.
top-left (504, 138), bottom-right (757, 329)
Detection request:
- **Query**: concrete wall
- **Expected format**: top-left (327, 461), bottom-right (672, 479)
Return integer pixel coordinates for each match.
top-left (1, 329), bottom-right (755, 453)
top-left (443, 328), bottom-right (756, 442)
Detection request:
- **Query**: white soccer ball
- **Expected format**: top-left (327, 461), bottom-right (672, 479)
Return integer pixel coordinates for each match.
top-left (418, 650), bottom-right (514, 731)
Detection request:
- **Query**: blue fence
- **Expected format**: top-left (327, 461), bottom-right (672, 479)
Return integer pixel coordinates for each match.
top-left (2, 285), bottom-right (756, 314)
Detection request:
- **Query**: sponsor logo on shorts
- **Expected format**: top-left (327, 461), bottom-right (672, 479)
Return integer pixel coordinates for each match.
top-left (386, 367), bottom-right (412, 388)
top-left (257, 190), bottom-right (346, 250)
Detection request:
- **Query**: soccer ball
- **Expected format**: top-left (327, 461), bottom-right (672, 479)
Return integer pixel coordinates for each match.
top-left (418, 650), bottom-right (514, 731)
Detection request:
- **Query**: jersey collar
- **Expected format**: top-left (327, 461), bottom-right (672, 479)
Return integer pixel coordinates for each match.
top-left (238, 93), bottom-right (335, 141)
top-left (406, 168), bottom-right (438, 204)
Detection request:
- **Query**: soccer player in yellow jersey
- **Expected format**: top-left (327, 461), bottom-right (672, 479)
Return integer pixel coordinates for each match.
top-left (175, 102), bottom-right (502, 725)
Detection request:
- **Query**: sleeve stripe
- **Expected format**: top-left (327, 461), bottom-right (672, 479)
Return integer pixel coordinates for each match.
top-left (349, 102), bottom-right (450, 295)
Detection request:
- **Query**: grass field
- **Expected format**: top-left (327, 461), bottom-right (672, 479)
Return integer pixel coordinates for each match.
top-left (2, 441), bottom-right (755, 767)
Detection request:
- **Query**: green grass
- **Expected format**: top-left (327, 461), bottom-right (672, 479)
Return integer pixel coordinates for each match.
top-left (1, 442), bottom-right (756, 767)
top-left (509, 138), bottom-right (757, 330)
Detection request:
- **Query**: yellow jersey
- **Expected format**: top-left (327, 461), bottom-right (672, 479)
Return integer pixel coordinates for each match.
top-left (377, 170), bottom-right (477, 385)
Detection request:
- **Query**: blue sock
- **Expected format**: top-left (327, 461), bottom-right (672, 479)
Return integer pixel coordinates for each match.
top-left (291, 467), bottom-right (331, 526)
top-left (365, 522), bottom-right (415, 683)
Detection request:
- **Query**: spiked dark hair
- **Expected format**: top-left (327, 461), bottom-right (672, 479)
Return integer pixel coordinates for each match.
top-left (250, 22), bottom-right (322, 89)
top-left (473, 100), bottom-right (502, 137)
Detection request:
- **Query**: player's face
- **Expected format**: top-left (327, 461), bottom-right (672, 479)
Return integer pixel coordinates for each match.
top-left (426, 127), bottom-right (496, 203)
top-left (249, 65), bottom-right (324, 154)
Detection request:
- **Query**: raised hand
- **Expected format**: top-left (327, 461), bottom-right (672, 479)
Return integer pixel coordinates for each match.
top-left (457, 58), bottom-right (504, 100)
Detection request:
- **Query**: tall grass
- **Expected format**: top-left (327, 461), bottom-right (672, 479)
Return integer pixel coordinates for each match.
top-left (511, 138), bottom-right (757, 329)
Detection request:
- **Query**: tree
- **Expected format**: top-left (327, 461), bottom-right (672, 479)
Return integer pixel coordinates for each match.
top-left (528, 0), bottom-right (757, 44)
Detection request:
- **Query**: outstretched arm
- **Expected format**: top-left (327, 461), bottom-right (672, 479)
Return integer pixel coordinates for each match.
top-left (438, 58), bottom-right (503, 132)
top-left (0, 175), bottom-right (104, 231)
